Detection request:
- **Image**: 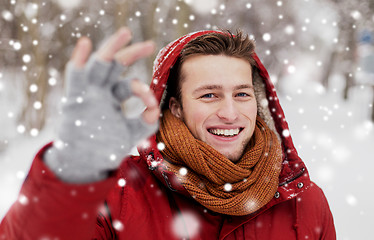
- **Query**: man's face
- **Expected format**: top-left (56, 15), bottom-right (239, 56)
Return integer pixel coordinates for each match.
top-left (169, 55), bottom-right (257, 162)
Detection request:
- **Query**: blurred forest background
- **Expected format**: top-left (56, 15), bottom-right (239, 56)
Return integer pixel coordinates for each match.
top-left (1, 0), bottom-right (374, 239)
top-left (1, 0), bottom-right (373, 146)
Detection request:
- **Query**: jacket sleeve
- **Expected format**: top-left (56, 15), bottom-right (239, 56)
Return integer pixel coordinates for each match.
top-left (0, 144), bottom-right (117, 240)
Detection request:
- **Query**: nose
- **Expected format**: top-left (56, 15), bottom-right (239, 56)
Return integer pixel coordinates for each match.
top-left (216, 98), bottom-right (239, 122)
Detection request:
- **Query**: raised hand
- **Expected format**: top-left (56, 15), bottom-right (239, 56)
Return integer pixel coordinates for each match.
top-left (45, 27), bottom-right (160, 183)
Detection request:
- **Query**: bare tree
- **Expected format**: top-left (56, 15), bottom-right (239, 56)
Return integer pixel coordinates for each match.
top-left (2, 0), bottom-right (373, 153)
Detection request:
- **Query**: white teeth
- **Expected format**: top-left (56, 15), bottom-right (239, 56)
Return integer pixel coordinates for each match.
top-left (209, 128), bottom-right (240, 137)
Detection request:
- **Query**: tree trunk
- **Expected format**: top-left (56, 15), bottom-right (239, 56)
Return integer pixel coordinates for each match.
top-left (18, 0), bottom-right (48, 133)
top-left (342, 20), bottom-right (357, 100)
top-left (343, 72), bottom-right (354, 100)
top-left (371, 86), bottom-right (374, 122)
top-left (321, 50), bottom-right (338, 89)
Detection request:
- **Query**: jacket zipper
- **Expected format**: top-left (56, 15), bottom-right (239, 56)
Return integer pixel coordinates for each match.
top-left (279, 167), bottom-right (305, 186)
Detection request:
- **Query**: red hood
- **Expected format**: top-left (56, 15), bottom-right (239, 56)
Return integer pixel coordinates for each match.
top-left (138, 30), bottom-right (310, 209)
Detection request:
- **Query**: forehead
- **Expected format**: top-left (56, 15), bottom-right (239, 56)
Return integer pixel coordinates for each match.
top-left (180, 54), bottom-right (253, 90)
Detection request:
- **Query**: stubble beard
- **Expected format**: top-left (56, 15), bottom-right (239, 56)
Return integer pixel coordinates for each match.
top-left (224, 137), bottom-right (251, 163)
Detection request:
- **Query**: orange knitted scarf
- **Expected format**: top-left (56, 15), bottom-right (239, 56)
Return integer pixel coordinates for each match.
top-left (156, 110), bottom-right (283, 216)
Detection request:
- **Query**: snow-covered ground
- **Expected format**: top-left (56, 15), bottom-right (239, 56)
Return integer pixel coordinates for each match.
top-left (0, 70), bottom-right (373, 239)
top-left (279, 72), bottom-right (374, 240)
top-left (0, 122), bottom-right (55, 219)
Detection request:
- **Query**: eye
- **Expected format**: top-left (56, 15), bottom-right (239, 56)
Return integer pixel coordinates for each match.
top-left (201, 93), bottom-right (215, 98)
top-left (236, 92), bottom-right (250, 97)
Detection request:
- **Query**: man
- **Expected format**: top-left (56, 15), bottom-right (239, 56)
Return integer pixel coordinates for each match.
top-left (0, 27), bottom-right (336, 239)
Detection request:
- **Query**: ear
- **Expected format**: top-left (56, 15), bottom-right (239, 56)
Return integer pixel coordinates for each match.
top-left (169, 97), bottom-right (183, 119)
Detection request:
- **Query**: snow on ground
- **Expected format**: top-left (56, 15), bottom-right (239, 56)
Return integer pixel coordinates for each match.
top-left (279, 72), bottom-right (374, 240)
top-left (0, 71), bottom-right (373, 239)
top-left (0, 124), bottom-right (54, 219)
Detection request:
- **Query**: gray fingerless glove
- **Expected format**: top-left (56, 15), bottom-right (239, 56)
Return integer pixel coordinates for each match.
top-left (44, 56), bottom-right (158, 183)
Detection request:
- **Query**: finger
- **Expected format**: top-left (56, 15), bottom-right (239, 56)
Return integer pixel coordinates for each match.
top-left (96, 27), bottom-right (132, 62)
top-left (131, 80), bottom-right (160, 124)
top-left (70, 37), bottom-right (92, 68)
top-left (142, 101), bottom-right (160, 125)
top-left (115, 40), bottom-right (155, 66)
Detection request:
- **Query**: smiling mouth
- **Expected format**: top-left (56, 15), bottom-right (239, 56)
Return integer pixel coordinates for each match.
top-left (208, 128), bottom-right (243, 137)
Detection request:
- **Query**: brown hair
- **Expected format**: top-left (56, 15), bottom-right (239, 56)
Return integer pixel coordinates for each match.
top-left (162, 30), bottom-right (257, 110)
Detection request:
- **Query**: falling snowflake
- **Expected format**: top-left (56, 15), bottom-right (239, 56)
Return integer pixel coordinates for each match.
top-left (13, 41), bottom-right (22, 50)
top-left (22, 54), bottom-right (31, 63)
top-left (287, 65), bottom-right (296, 74)
top-left (48, 77), bottom-right (57, 86)
top-left (262, 33), bottom-right (271, 42)
top-left (33, 101), bottom-right (42, 110)
top-left (350, 10), bottom-right (361, 20)
top-left (157, 142), bottom-right (165, 151)
top-left (138, 139), bottom-right (150, 149)
top-left (113, 220), bottom-right (124, 231)
top-left (285, 25), bottom-right (295, 35)
top-left (16, 171), bottom-right (25, 179)
top-left (17, 125), bottom-right (26, 134)
top-left (282, 129), bottom-right (290, 137)
top-left (118, 178), bottom-right (126, 187)
top-left (346, 194), bottom-right (358, 206)
top-left (260, 98), bottom-right (269, 108)
top-left (75, 120), bottom-right (82, 127)
top-left (76, 96), bottom-right (84, 103)
top-left (109, 154), bottom-right (117, 161)
top-left (224, 183), bottom-right (232, 192)
top-left (179, 167), bottom-right (188, 176)
top-left (54, 140), bottom-right (65, 150)
top-left (172, 212), bottom-right (200, 239)
top-left (29, 84), bottom-right (38, 93)
top-left (2, 10), bottom-right (13, 21)
top-left (30, 128), bottom-right (39, 137)
top-left (18, 194), bottom-right (29, 205)
top-left (316, 165), bottom-right (334, 182)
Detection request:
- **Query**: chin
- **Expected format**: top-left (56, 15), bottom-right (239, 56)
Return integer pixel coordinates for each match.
top-left (228, 156), bottom-right (242, 163)
top-left (221, 151), bottom-right (243, 163)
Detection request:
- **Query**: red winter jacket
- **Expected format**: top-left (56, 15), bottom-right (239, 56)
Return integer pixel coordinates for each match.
top-left (0, 31), bottom-right (336, 240)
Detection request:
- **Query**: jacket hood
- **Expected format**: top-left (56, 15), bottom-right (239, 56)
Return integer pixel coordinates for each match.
top-left (138, 30), bottom-right (311, 210)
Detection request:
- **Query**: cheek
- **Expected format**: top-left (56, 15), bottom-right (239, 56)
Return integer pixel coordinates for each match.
top-left (186, 108), bottom-right (208, 128)
top-left (182, 103), bottom-right (211, 134)
top-left (242, 101), bottom-right (258, 119)
top-left (250, 102), bottom-right (258, 118)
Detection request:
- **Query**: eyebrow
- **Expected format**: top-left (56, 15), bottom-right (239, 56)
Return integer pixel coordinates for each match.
top-left (234, 84), bottom-right (254, 90)
top-left (192, 84), bottom-right (254, 94)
